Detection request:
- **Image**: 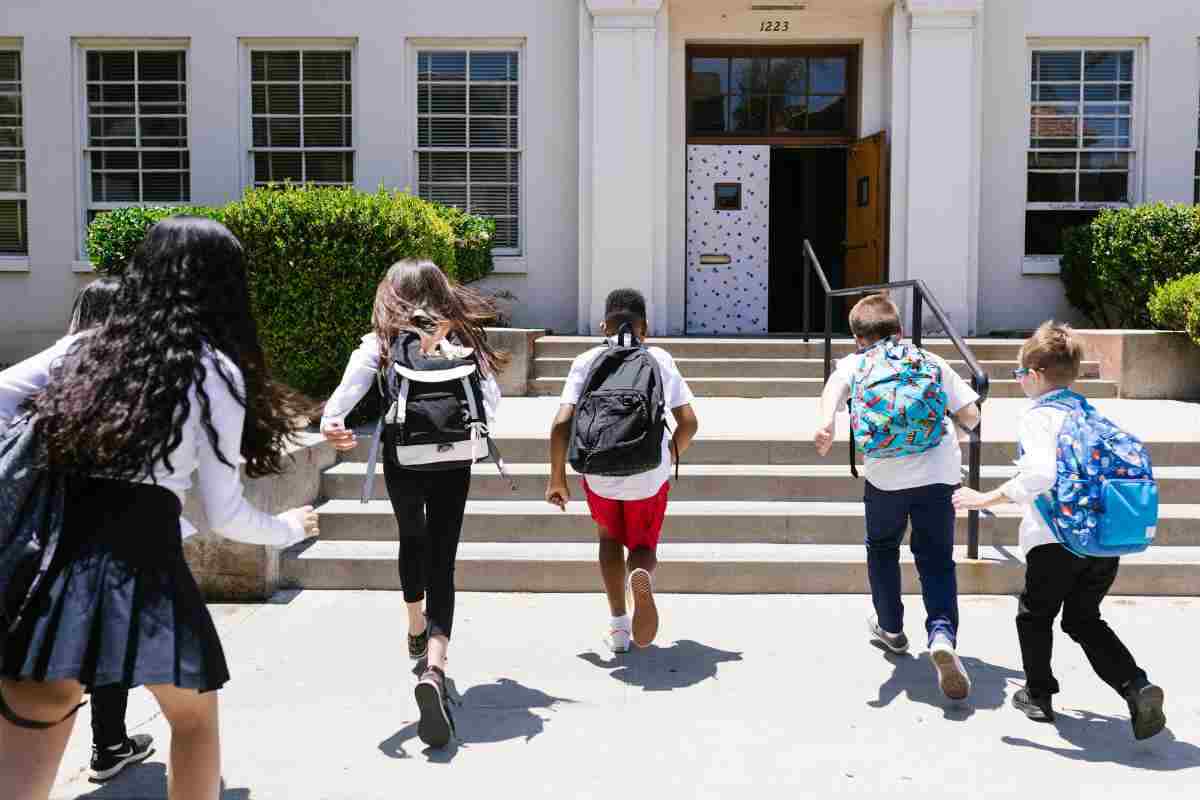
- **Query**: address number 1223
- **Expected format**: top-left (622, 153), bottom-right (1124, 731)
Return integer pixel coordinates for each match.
top-left (760, 20), bottom-right (790, 32)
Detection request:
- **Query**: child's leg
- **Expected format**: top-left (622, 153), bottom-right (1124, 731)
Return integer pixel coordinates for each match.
top-left (863, 482), bottom-right (909, 634)
top-left (908, 484), bottom-right (959, 645)
top-left (598, 534), bottom-right (629, 616)
top-left (90, 685), bottom-right (130, 749)
top-left (627, 546), bottom-right (658, 575)
top-left (625, 483), bottom-right (668, 648)
top-left (421, 467), bottom-right (472, 672)
top-left (145, 683), bottom-right (220, 800)
top-left (1016, 544), bottom-right (1076, 696)
top-left (385, 463), bottom-right (430, 637)
top-left (1061, 557), bottom-right (1147, 694)
top-left (0, 678), bottom-right (84, 800)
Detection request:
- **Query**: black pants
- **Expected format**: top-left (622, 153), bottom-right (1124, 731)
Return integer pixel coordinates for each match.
top-left (1017, 543), bottom-right (1146, 697)
top-left (90, 685), bottom-right (129, 748)
top-left (383, 462), bottom-right (472, 640)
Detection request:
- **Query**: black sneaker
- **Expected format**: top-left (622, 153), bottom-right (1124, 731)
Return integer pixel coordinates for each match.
top-left (415, 666), bottom-right (455, 748)
top-left (1012, 688), bottom-right (1055, 722)
top-left (408, 626), bottom-right (429, 661)
top-left (89, 734), bottom-right (154, 782)
top-left (1124, 680), bottom-right (1166, 741)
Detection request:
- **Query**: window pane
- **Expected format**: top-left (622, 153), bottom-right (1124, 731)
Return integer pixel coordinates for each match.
top-left (305, 152), bottom-right (353, 183)
top-left (808, 95), bottom-right (846, 131)
top-left (493, 218), bottom-right (518, 250)
top-left (730, 94), bottom-right (767, 133)
top-left (424, 84), bottom-right (466, 114)
top-left (89, 116), bottom-right (136, 147)
top-left (424, 117), bottom-right (466, 148)
top-left (470, 52), bottom-right (515, 82)
top-left (303, 117), bottom-right (350, 147)
top-left (1027, 172), bottom-right (1076, 202)
top-left (770, 95), bottom-right (806, 133)
top-left (1084, 51), bottom-right (1132, 82)
top-left (0, 52), bottom-right (20, 82)
top-left (303, 51), bottom-right (350, 82)
top-left (470, 185), bottom-right (515, 217)
top-left (470, 152), bottom-right (516, 184)
top-left (809, 58), bottom-right (847, 94)
top-left (470, 117), bottom-right (512, 148)
top-left (1031, 115), bottom-right (1079, 141)
top-left (93, 51), bottom-right (135, 82)
top-left (254, 151), bottom-right (302, 183)
top-left (139, 82), bottom-right (185, 115)
top-left (689, 58), bottom-right (728, 96)
top-left (93, 151), bottom-right (139, 170)
top-left (268, 118), bottom-right (301, 147)
top-left (304, 83), bottom-right (349, 115)
top-left (689, 96), bottom-right (727, 133)
top-left (140, 116), bottom-right (187, 147)
top-left (267, 85), bottom-right (300, 115)
top-left (1079, 171), bottom-right (1128, 202)
top-left (1028, 152), bottom-right (1076, 169)
top-left (470, 84), bottom-right (509, 115)
top-left (142, 170), bottom-right (189, 201)
top-left (422, 51), bottom-right (466, 82)
top-left (1025, 209), bottom-right (1100, 255)
top-left (0, 199), bottom-right (28, 255)
top-left (420, 184), bottom-right (467, 208)
top-left (1035, 84), bottom-right (1080, 102)
top-left (0, 151), bottom-right (25, 193)
top-left (731, 58), bottom-right (767, 93)
top-left (768, 58), bottom-right (805, 94)
top-left (139, 51), bottom-right (185, 82)
top-left (420, 152), bottom-right (467, 184)
top-left (264, 52), bottom-right (300, 82)
top-left (1079, 151), bottom-right (1128, 169)
top-left (1032, 51), bottom-right (1080, 82)
top-left (91, 170), bottom-right (139, 202)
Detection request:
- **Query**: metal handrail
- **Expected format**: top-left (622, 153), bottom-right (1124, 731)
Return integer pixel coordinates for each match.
top-left (801, 239), bottom-right (991, 560)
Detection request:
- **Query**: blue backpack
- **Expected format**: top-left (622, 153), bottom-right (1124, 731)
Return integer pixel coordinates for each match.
top-left (849, 337), bottom-right (949, 461)
top-left (1030, 390), bottom-right (1158, 558)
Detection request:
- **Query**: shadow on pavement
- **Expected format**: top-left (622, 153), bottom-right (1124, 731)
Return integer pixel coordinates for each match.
top-left (1003, 709), bottom-right (1200, 771)
top-left (378, 677), bottom-right (576, 763)
top-left (576, 639), bottom-right (744, 692)
top-left (71, 765), bottom-right (250, 799)
top-left (868, 644), bottom-right (1025, 720)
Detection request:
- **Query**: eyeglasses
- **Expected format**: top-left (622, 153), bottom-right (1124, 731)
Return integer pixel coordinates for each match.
top-left (1012, 367), bottom-right (1035, 379)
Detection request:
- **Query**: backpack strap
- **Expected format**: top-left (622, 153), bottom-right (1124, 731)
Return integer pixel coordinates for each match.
top-left (360, 341), bottom-right (405, 505)
top-left (461, 375), bottom-right (517, 491)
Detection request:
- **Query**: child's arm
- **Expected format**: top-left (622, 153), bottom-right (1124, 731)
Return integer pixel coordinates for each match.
top-left (546, 404), bottom-right (575, 510)
top-left (671, 403), bottom-right (699, 460)
top-left (815, 372), bottom-right (851, 457)
top-left (953, 410), bottom-right (1057, 511)
top-left (320, 334), bottom-right (382, 452)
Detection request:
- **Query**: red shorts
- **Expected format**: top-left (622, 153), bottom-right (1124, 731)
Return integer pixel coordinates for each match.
top-left (581, 479), bottom-right (670, 551)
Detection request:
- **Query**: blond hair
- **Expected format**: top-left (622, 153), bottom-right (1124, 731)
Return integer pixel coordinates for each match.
top-left (848, 294), bottom-right (902, 342)
top-left (1020, 321), bottom-right (1083, 386)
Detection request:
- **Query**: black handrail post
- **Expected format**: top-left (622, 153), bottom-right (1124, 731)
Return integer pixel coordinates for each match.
top-left (968, 415), bottom-right (982, 560)
top-left (803, 249), bottom-right (811, 342)
top-left (823, 295), bottom-right (833, 382)
top-left (911, 287), bottom-right (923, 348)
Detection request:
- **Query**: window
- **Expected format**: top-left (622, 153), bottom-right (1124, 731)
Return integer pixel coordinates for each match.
top-left (84, 47), bottom-right (190, 228)
top-left (250, 49), bottom-right (354, 186)
top-left (687, 47), bottom-right (858, 139)
top-left (1026, 47), bottom-right (1137, 263)
top-left (0, 49), bottom-right (27, 256)
top-left (415, 49), bottom-right (521, 253)
top-left (714, 182), bottom-right (742, 210)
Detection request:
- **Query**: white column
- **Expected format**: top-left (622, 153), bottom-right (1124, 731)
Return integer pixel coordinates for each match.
top-left (902, 0), bottom-right (983, 335)
top-left (579, 0), bottom-right (668, 335)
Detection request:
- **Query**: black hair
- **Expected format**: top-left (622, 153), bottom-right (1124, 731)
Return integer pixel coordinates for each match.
top-left (68, 276), bottom-right (122, 334)
top-left (604, 288), bottom-right (647, 329)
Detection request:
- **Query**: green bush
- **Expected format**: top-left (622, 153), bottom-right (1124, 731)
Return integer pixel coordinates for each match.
top-left (1189, 299), bottom-right (1200, 347)
top-left (1148, 273), bottom-right (1200, 331)
top-left (1059, 203), bottom-right (1200, 329)
top-left (85, 186), bottom-right (500, 398)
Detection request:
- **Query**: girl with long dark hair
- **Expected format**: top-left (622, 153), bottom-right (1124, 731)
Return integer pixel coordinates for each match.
top-left (0, 217), bottom-right (319, 800)
top-left (321, 259), bottom-right (507, 748)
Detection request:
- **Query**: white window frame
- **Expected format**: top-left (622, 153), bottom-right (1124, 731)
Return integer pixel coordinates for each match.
top-left (0, 40), bottom-right (28, 270)
top-left (238, 38), bottom-right (358, 191)
top-left (73, 38), bottom-right (192, 268)
top-left (409, 38), bottom-right (526, 263)
top-left (1022, 40), bottom-right (1147, 276)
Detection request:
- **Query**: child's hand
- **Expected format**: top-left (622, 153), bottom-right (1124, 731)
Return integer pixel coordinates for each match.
top-left (281, 506), bottom-right (320, 539)
top-left (952, 487), bottom-right (991, 511)
top-left (813, 421), bottom-right (835, 457)
top-left (321, 420), bottom-right (357, 452)
top-left (545, 482), bottom-right (570, 511)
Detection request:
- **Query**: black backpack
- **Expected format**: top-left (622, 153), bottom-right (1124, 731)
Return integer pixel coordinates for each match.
top-left (361, 333), bottom-right (514, 503)
top-left (567, 326), bottom-right (675, 478)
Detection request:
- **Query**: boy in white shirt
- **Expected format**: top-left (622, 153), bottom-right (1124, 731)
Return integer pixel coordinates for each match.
top-left (953, 322), bottom-right (1165, 739)
top-left (815, 294), bottom-right (980, 700)
top-left (546, 289), bottom-right (699, 653)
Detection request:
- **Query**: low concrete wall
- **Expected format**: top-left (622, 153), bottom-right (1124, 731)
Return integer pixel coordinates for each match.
top-left (1075, 330), bottom-right (1200, 401)
top-left (485, 327), bottom-right (548, 397)
top-left (182, 433), bottom-right (336, 600)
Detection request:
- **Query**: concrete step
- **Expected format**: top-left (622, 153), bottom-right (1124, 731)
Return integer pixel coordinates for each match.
top-left (528, 376), bottom-right (1119, 399)
top-left (534, 337), bottom-right (1028, 361)
top-left (281, 541), bottom-right (1200, 595)
top-left (324, 462), bottom-right (1200, 504)
top-left (312, 499), bottom-right (1200, 547)
top-left (533, 357), bottom-right (1101, 381)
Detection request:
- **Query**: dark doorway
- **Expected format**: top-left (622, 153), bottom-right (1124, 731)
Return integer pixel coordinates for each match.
top-left (768, 147), bottom-right (848, 334)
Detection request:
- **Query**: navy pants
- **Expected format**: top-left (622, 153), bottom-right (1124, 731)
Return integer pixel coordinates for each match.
top-left (90, 685), bottom-right (129, 748)
top-left (863, 482), bottom-right (959, 646)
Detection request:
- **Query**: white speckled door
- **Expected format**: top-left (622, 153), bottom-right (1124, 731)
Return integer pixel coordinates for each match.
top-left (686, 144), bottom-right (770, 335)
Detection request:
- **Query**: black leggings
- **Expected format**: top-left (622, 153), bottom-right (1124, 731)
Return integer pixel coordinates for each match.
top-left (383, 462), bottom-right (472, 640)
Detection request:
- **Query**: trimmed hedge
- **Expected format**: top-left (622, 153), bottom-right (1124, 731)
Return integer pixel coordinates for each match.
top-left (433, 204), bottom-right (496, 283)
top-left (1148, 273), bottom-right (1200, 332)
top-left (87, 186), bottom-right (497, 397)
top-left (1060, 203), bottom-right (1200, 329)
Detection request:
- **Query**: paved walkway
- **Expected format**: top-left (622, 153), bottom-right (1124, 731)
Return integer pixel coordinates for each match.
top-left (52, 592), bottom-right (1200, 799)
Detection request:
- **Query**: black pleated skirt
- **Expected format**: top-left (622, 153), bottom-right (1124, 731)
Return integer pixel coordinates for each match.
top-left (1, 476), bottom-right (229, 692)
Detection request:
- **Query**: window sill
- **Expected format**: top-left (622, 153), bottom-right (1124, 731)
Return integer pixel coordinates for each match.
top-left (0, 256), bottom-right (30, 272)
top-left (72, 260), bottom-right (97, 274)
top-left (491, 257), bottom-right (527, 275)
top-left (1022, 256), bottom-right (1062, 276)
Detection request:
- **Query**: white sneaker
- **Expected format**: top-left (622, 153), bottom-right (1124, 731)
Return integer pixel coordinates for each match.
top-left (929, 634), bottom-right (971, 701)
top-left (629, 568), bottom-right (659, 648)
top-left (605, 627), bottom-right (632, 654)
top-left (867, 616), bottom-right (909, 654)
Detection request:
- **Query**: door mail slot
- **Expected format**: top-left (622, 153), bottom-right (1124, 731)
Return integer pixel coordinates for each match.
top-left (699, 253), bottom-right (732, 265)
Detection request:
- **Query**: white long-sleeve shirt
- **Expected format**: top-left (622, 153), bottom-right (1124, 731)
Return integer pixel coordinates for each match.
top-left (998, 394), bottom-right (1068, 556)
top-left (0, 334), bottom-right (306, 548)
top-left (321, 332), bottom-right (501, 428)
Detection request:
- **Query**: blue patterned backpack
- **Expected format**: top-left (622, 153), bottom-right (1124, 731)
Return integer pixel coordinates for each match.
top-left (849, 336), bottom-right (949, 462)
top-left (1029, 390), bottom-right (1158, 557)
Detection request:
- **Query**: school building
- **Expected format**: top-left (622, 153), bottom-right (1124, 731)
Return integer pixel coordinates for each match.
top-left (2, 1), bottom-right (1199, 362)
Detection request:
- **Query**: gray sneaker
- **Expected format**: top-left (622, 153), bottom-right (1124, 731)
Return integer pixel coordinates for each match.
top-left (868, 616), bottom-right (909, 654)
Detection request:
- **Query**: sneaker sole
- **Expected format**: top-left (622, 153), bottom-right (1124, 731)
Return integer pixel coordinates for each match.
top-left (931, 649), bottom-right (971, 701)
top-left (1131, 686), bottom-right (1167, 741)
top-left (415, 681), bottom-right (452, 749)
top-left (89, 746), bottom-right (154, 783)
top-left (630, 569), bottom-right (658, 648)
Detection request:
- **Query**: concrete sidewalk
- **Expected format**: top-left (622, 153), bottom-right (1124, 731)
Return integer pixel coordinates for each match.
top-left (52, 592), bottom-right (1200, 799)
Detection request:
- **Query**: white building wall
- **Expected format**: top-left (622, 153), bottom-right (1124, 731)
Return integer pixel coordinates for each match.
top-left (978, 0), bottom-right (1200, 334)
top-left (0, 0), bottom-right (580, 363)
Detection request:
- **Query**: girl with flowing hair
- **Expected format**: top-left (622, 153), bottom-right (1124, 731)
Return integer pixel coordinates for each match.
top-left (321, 259), bottom-right (508, 748)
top-left (0, 216), bottom-right (319, 800)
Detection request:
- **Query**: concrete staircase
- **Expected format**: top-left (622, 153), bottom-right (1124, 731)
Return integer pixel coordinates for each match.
top-left (281, 339), bottom-right (1199, 596)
